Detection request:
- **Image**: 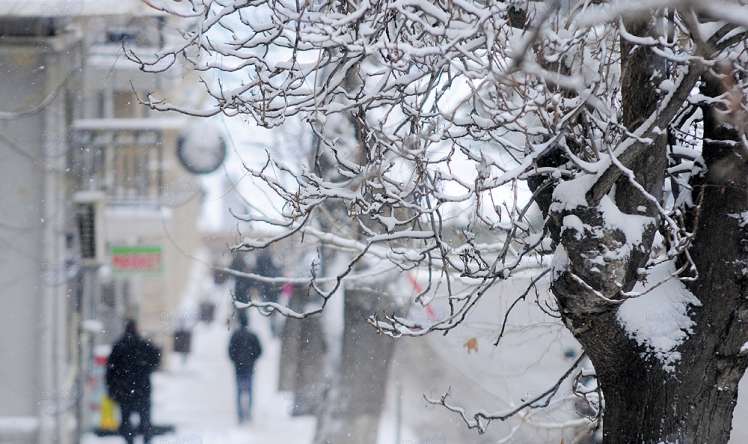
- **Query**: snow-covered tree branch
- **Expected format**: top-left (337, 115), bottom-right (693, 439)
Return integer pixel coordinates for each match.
top-left (136, 0), bottom-right (748, 441)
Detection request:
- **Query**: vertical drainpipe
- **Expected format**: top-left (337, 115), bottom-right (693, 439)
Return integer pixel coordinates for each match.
top-left (40, 24), bottom-right (77, 444)
top-left (39, 38), bottom-right (58, 444)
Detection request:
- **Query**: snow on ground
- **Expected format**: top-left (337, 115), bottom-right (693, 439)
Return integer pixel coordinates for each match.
top-left (83, 309), bottom-right (315, 444)
top-left (81, 265), bottom-right (748, 444)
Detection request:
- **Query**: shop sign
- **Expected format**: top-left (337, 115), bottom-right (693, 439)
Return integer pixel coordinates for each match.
top-left (111, 245), bottom-right (162, 273)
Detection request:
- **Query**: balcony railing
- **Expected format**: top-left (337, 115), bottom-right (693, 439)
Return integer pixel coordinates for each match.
top-left (70, 118), bottom-right (182, 205)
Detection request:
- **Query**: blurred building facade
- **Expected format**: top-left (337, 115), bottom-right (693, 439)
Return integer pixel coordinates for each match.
top-left (0, 2), bottom-right (204, 442)
top-left (0, 17), bottom-right (80, 444)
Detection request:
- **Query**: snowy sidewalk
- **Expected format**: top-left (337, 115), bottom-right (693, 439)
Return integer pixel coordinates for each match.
top-left (83, 314), bottom-right (315, 444)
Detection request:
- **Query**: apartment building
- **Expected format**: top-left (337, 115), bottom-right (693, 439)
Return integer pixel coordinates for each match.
top-left (0, 2), bottom-right (208, 442)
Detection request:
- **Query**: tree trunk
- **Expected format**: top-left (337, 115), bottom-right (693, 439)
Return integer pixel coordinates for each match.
top-left (292, 311), bottom-right (328, 416)
top-left (313, 288), bottom-right (404, 444)
top-left (593, 66), bottom-right (747, 444)
top-left (278, 316), bottom-right (301, 392)
top-left (541, 16), bottom-right (748, 444)
top-left (278, 285), bottom-right (305, 392)
top-left (598, 366), bottom-right (739, 444)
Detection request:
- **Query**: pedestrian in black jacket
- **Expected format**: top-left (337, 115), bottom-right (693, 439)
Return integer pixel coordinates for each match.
top-left (106, 320), bottom-right (161, 444)
top-left (228, 316), bottom-right (263, 423)
top-left (229, 253), bottom-right (253, 326)
top-left (230, 251), bottom-right (282, 332)
top-left (252, 252), bottom-right (281, 304)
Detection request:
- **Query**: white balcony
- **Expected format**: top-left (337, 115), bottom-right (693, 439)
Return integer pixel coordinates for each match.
top-left (70, 117), bottom-right (186, 205)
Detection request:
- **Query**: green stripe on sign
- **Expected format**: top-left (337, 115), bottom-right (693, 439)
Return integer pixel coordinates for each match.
top-left (111, 246), bottom-right (162, 255)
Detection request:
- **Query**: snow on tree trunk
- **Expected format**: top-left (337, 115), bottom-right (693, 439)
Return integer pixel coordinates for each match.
top-left (542, 16), bottom-right (748, 444)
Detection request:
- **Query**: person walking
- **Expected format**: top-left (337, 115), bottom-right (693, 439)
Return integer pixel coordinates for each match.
top-left (229, 253), bottom-right (253, 326)
top-left (229, 251), bottom-right (282, 333)
top-left (251, 251), bottom-right (282, 335)
top-left (252, 251), bottom-right (281, 305)
top-left (228, 316), bottom-right (263, 423)
top-left (106, 320), bottom-right (161, 444)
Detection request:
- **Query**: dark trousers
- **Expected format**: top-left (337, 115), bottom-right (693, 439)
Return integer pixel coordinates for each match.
top-left (235, 370), bottom-right (254, 423)
top-left (119, 398), bottom-right (152, 444)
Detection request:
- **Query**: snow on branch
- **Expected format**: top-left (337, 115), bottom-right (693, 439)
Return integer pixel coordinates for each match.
top-left (425, 353), bottom-right (587, 433)
top-left (144, 0), bottom-right (748, 403)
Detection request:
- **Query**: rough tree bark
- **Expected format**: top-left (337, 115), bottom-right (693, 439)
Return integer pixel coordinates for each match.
top-left (584, 70), bottom-right (748, 444)
top-left (534, 16), bottom-right (748, 444)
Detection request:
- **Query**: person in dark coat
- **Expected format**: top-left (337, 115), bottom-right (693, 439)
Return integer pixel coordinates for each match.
top-left (230, 253), bottom-right (252, 304)
top-left (228, 316), bottom-right (263, 423)
top-left (252, 251), bottom-right (281, 304)
top-left (229, 253), bottom-right (253, 326)
top-left (230, 251), bottom-right (282, 329)
top-left (106, 320), bottom-right (161, 444)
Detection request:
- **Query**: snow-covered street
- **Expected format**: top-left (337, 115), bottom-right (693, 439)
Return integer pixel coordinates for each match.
top-left (83, 311), bottom-right (315, 444)
top-left (74, 262), bottom-right (748, 444)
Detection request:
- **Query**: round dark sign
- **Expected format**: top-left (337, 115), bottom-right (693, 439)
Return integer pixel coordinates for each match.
top-left (176, 123), bottom-right (227, 175)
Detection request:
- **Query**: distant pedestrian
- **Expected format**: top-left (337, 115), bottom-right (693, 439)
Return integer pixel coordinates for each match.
top-left (228, 316), bottom-right (263, 423)
top-left (252, 251), bottom-right (281, 305)
top-left (106, 320), bottom-right (161, 444)
top-left (251, 251), bottom-right (282, 335)
top-left (229, 253), bottom-right (253, 326)
top-left (230, 251), bottom-right (282, 333)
